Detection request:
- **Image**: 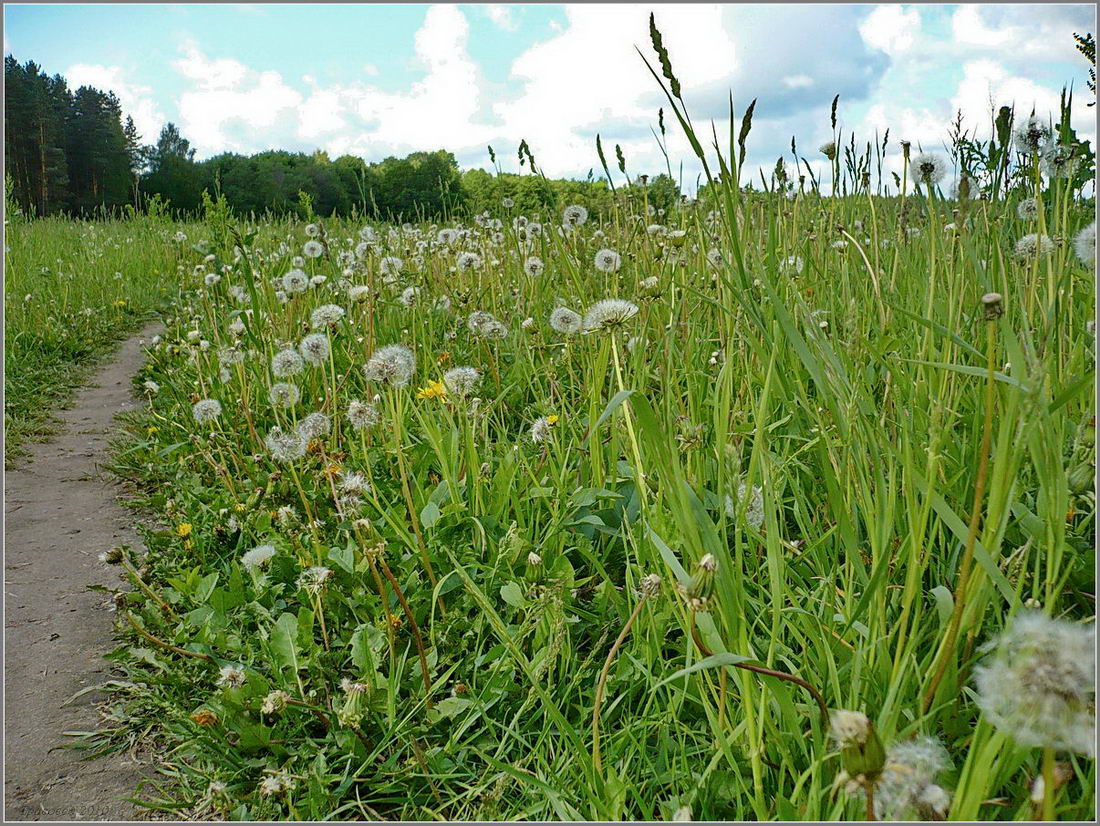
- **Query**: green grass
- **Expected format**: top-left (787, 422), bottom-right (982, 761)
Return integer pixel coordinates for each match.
top-left (4, 217), bottom-right (194, 463)
top-left (6, 46), bottom-right (1096, 822)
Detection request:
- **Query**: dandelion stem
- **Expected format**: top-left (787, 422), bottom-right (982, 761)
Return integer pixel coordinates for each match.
top-left (922, 301), bottom-right (998, 712)
top-left (592, 591), bottom-right (649, 779)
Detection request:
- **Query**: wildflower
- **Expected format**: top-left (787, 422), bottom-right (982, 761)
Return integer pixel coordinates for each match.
top-left (594, 248), bottom-right (623, 273)
top-left (437, 228), bottom-right (457, 245)
top-left (456, 251), bottom-right (482, 272)
top-left (241, 544), bottom-right (276, 571)
top-left (524, 256), bottom-right (545, 277)
top-left (268, 382), bottom-right (300, 409)
top-left (466, 310), bottom-right (498, 336)
top-left (298, 565), bottom-right (333, 595)
top-left (339, 471), bottom-right (369, 495)
top-left (143, 380), bottom-right (160, 394)
top-left (781, 255), bottom-right (804, 276)
top-left (348, 285), bottom-right (370, 302)
top-left (258, 772), bottom-right (295, 797)
top-left (830, 709), bottom-right (886, 781)
top-left (974, 611), bottom-right (1095, 756)
top-left (527, 551), bottom-right (542, 566)
top-left (1017, 198), bottom-right (1039, 220)
top-left (563, 204), bottom-right (589, 226)
top-left (679, 553), bottom-right (718, 611)
top-left (298, 332), bottom-right (331, 365)
top-left (433, 295), bottom-right (452, 312)
top-left (583, 298), bottom-right (639, 332)
top-left (443, 366), bottom-right (481, 398)
top-left (1014, 233), bottom-right (1055, 261)
top-left (530, 415), bottom-right (557, 443)
top-left (265, 426), bottom-right (307, 462)
top-left (310, 304), bottom-right (345, 329)
top-left (1014, 114), bottom-right (1051, 154)
top-left (502, 197), bottom-right (515, 208)
top-left (296, 412), bottom-right (331, 441)
top-left (1042, 143), bottom-right (1077, 179)
top-left (303, 240), bottom-right (324, 258)
top-left (639, 573), bottom-right (662, 596)
top-left (304, 223), bottom-right (320, 237)
top-left (282, 268), bottom-right (309, 293)
top-left (176, 522), bottom-right (193, 538)
top-left (725, 482), bottom-right (764, 531)
top-left (911, 152), bottom-right (946, 185)
top-left (272, 348), bottom-right (304, 378)
top-left (379, 256), bottom-right (403, 278)
top-left (364, 344), bottom-right (416, 387)
top-left (217, 665), bottom-right (247, 688)
top-left (416, 380), bottom-right (448, 400)
top-left (1073, 221), bottom-right (1096, 265)
top-left (549, 306), bottom-right (583, 334)
top-left (347, 399), bottom-right (380, 430)
top-left (399, 286), bottom-right (420, 307)
top-left (192, 398), bottom-right (222, 424)
top-left (875, 737), bottom-right (952, 821)
top-left (261, 690), bottom-right (290, 714)
top-left (820, 140), bottom-right (837, 160)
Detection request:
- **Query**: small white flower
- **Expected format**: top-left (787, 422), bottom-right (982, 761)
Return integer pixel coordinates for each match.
top-left (192, 399), bottom-right (222, 424)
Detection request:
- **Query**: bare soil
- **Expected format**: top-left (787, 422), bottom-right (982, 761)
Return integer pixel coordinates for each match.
top-left (5, 323), bottom-right (161, 821)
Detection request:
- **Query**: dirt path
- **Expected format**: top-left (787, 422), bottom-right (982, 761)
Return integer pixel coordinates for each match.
top-left (5, 322), bottom-right (162, 821)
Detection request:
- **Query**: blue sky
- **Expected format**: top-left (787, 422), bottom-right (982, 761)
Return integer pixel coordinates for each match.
top-left (4, 4), bottom-right (1095, 184)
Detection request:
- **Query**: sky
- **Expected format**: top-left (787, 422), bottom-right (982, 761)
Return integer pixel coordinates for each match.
top-left (4, 3), bottom-right (1096, 188)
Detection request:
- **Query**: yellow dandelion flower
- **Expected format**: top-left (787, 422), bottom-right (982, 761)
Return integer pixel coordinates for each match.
top-left (113, 300), bottom-right (127, 308)
top-left (416, 380), bottom-right (448, 400)
top-left (176, 522), bottom-right (193, 538)
top-left (146, 426), bottom-right (159, 436)
top-left (547, 415), bottom-right (560, 425)
top-left (234, 503), bottom-right (246, 513)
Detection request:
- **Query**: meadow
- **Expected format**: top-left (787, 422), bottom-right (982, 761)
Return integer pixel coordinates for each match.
top-left (4, 33), bottom-right (1097, 822)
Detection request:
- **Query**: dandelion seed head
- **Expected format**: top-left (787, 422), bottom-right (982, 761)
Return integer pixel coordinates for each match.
top-left (443, 366), bottom-right (481, 398)
top-left (268, 382), bottom-right (300, 408)
top-left (1073, 221), bottom-right (1096, 266)
top-left (272, 348), bottom-right (304, 378)
top-left (912, 153), bottom-right (946, 185)
top-left (582, 298), bottom-right (639, 332)
top-left (347, 399), bottom-right (380, 430)
top-left (594, 248), bottom-right (623, 273)
top-left (364, 344), bottom-right (416, 387)
top-left (298, 332), bottom-right (331, 365)
top-left (974, 611), bottom-right (1095, 755)
top-left (310, 304), bottom-right (345, 329)
top-left (241, 544), bottom-right (276, 571)
top-left (549, 306), bottom-right (583, 334)
top-left (192, 398), bottom-right (222, 424)
top-left (265, 426), bottom-right (307, 462)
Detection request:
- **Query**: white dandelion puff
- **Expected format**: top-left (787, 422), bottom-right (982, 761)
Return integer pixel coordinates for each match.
top-left (443, 366), bottom-right (482, 398)
top-left (302, 239), bottom-right (324, 259)
top-left (310, 304), bottom-right (345, 329)
top-left (268, 382), bottom-right (300, 409)
top-left (298, 333), bottom-right (331, 365)
top-left (583, 298), bottom-right (639, 332)
top-left (549, 306), bottom-right (583, 334)
top-left (974, 611), bottom-right (1095, 756)
top-left (241, 544), bottom-right (276, 571)
top-left (346, 399), bottom-right (380, 430)
top-left (364, 344), bottom-right (416, 387)
top-left (1014, 233), bottom-right (1055, 261)
top-left (594, 248), bottom-right (623, 273)
top-left (265, 426), bottom-right (307, 462)
top-left (1073, 221), bottom-right (1095, 266)
top-left (272, 348), bottom-right (304, 378)
top-left (911, 153), bottom-right (946, 185)
top-left (192, 398), bottom-right (222, 424)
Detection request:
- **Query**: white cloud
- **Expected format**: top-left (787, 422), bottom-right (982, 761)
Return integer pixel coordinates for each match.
top-left (859, 5), bottom-right (921, 55)
top-left (140, 2), bottom-right (1092, 190)
top-left (484, 5), bottom-right (517, 31)
top-left (65, 63), bottom-right (165, 142)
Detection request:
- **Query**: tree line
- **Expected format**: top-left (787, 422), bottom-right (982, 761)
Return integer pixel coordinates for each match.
top-left (4, 56), bottom-right (681, 222)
